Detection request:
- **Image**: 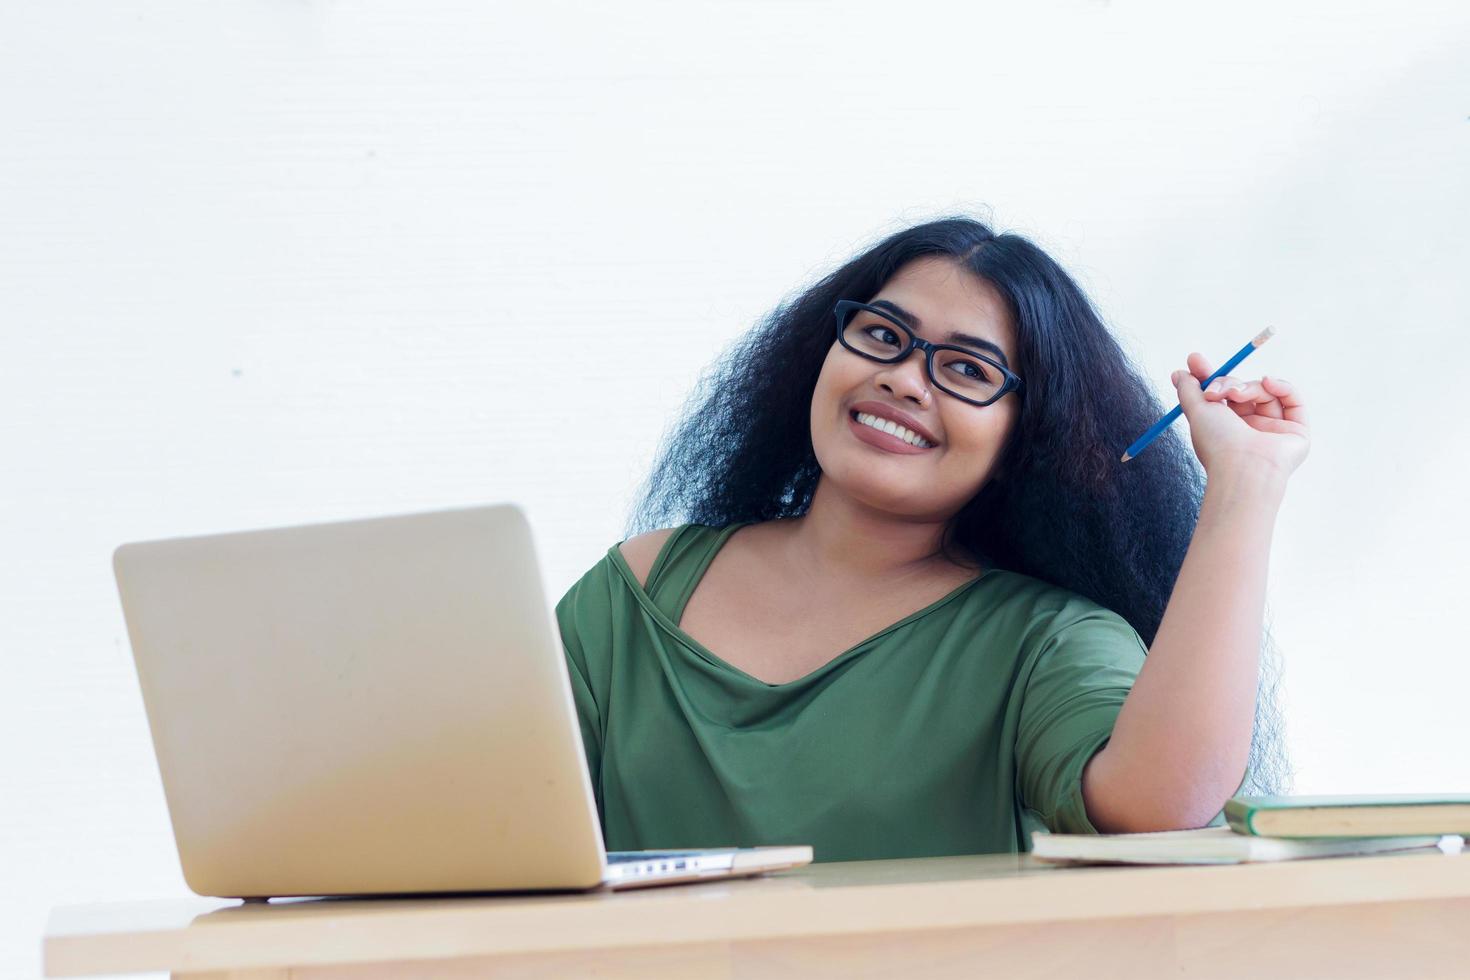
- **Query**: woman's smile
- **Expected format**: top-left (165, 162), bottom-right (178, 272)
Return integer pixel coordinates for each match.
top-left (847, 410), bottom-right (937, 455)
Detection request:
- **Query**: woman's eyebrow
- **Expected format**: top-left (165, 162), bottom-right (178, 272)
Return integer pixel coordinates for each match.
top-left (870, 299), bottom-right (1011, 369)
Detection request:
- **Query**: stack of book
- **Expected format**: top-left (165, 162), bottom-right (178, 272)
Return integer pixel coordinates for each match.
top-left (1029, 794), bottom-right (1470, 865)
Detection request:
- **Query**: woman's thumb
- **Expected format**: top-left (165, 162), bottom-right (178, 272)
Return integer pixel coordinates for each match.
top-left (1172, 369), bottom-right (1205, 414)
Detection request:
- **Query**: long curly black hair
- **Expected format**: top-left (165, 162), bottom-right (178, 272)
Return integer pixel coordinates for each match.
top-left (626, 214), bottom-right (1291, 796)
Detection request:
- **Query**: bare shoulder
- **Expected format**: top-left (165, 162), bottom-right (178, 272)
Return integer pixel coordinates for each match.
top-left (617, 528), bottom-right (677, 589)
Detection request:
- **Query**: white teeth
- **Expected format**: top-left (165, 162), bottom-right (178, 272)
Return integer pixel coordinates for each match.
top-left (856, 412), bottom-right (933, 448)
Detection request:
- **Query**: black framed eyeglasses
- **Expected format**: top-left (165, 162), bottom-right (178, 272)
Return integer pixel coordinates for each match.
top-left (833, 300), bottom-right (1024, 407)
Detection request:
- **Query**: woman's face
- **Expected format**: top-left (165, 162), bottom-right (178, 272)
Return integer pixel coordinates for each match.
top-left (809, 256), bottom-right (1021, 522)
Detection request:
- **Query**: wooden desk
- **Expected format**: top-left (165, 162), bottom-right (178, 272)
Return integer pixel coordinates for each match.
top-left (45, 848), bottom-right (1470, 979)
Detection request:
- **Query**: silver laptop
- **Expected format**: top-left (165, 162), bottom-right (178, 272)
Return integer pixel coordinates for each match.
top-left (112, 502), bottom-right (812, 899)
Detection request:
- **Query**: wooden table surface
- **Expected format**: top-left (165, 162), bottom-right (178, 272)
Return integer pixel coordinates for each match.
top-left (45, 846), bottom-right (1470, 979)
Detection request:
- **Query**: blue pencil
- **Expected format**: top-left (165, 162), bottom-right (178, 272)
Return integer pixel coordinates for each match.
top-left (1120, 326), bottom-right (1276, 463)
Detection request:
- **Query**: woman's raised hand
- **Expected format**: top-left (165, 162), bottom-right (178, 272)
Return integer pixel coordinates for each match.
top-left (1171, 350), bottom-right (1310, 483)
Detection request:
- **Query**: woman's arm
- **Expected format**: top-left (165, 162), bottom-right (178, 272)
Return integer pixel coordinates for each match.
top-left (1081, 465), bottom-right (1286, 832)
top-left (1081, 355), bottom-right (1310, 833)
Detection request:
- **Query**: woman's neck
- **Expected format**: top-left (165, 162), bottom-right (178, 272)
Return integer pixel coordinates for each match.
top-left (780, 478), bottom-right (971, 585)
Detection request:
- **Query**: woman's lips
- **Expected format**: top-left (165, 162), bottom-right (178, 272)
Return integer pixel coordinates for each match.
top-left (847, 411), bottom-right (935, 455)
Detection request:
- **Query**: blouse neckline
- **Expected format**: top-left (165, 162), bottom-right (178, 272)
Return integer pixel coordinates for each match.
top-left (606, 523), bottom-right (992, 690)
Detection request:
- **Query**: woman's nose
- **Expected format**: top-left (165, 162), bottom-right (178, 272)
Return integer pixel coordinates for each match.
top-left (876, 353), bottom-right (932, 404)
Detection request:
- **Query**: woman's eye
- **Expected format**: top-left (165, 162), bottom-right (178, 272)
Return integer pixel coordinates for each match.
top-left (949, 360), bottom-right (993, 382)
top-left (863, 325), bottom-right (902, 346)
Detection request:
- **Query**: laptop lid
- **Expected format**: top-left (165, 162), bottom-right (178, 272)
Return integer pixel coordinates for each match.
top-left (114, 503), bottom-right (608, 897)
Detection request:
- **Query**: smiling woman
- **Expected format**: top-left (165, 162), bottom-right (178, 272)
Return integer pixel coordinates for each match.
top-left (554, 214), bottom-right (1295, 861)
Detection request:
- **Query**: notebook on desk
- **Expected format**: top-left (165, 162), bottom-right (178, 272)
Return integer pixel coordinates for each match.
top-left (113, 502), bottom-right (812, 900)
top-left (1029, 826), bottom-right (1458, 865)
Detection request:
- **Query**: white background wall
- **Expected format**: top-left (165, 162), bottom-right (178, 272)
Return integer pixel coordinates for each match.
top-left (3, 1), bottom-right (1468, 976)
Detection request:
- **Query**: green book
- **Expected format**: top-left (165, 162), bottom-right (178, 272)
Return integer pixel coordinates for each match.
top-left (1225, 794), bottom-right (1470, 838)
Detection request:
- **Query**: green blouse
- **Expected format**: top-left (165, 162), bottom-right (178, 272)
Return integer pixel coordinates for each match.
top-left (555, 522), bottom-right (1226, 862)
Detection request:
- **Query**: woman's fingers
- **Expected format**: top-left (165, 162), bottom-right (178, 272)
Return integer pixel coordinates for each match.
top-left (1201, 376), bottom-right (1285, 419)
top-left (1228, 380), bottom-right (1283, 419)
top-left (1179, 360), bottom-right (1306, 425)
top-left (1202, 374), bottom-right (1246, 400)
top-left (1186, 351), bottom-right (1215, 382)
top-left (1261, 375), bottom-right (1308, 425)
top-left (1244, 414), bottom-right (1309, 436)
